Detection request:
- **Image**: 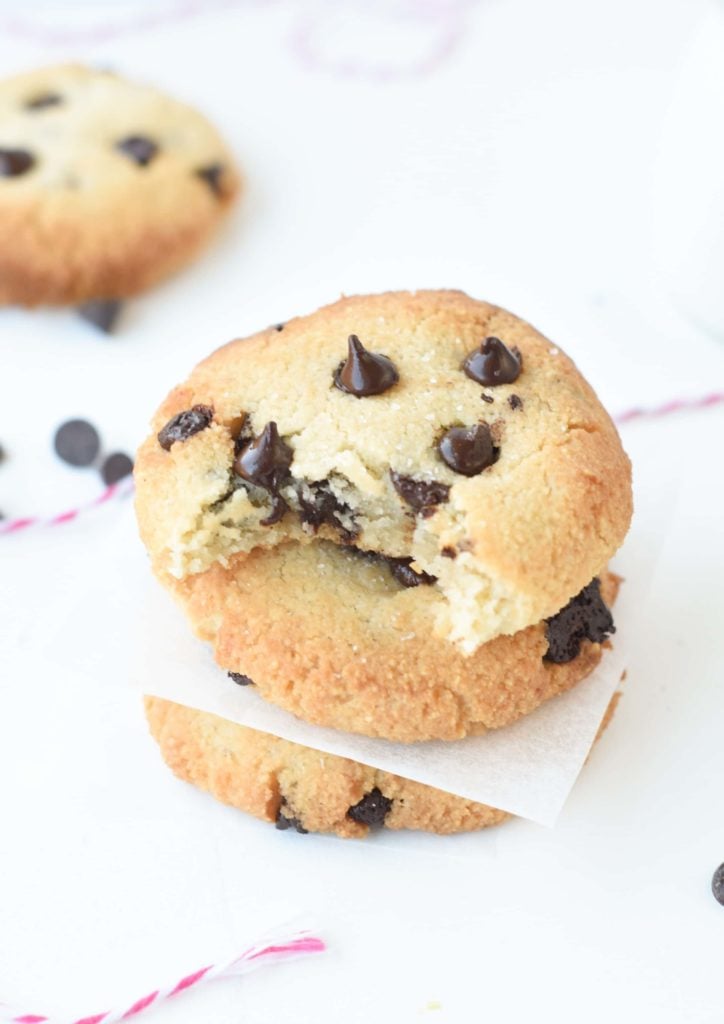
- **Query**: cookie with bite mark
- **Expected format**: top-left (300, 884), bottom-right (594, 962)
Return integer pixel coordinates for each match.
top-left (0, 64), bottom-right (240, 310)
top-left (135, 288), bottom-right (631, 659)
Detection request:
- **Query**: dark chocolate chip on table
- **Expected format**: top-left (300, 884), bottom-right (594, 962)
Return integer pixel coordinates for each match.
top-left (712, 863), bottom-right (724, 905)
top-left (101, 452), bottom-right (133, 485)
top-left (333, 335), bottom-right (399, 397)
top-left (438, 423), bottom-right (497, 476)
top-left (227, 671), bottom-right (254, 686)
top-left (544, 578), bottom-right (615, 664)
top-left (276, 808), bottom-right (308, 834)
top-left (390, 472), bottom-right (450, 515)
top-left (54, 419), bottom-right (101, 467)
top-left (25, 92), bottom-right (63, 110)
top-left (463, 336), bottom-right (521, 386)
top-left (508, 394), bottom-right (523, 410)
top-left (77, 299), bottom-right (123, 334)
top-left (196, 163), bottom-right (225, 197)
top-left (158, 405), bottom-right (214, 450)
top-left (0, 148), bottom-right (35, 177)
top-left (116, 135), bottom-right (158, 167)
top-left (347, 787), bottom-right (393, 827)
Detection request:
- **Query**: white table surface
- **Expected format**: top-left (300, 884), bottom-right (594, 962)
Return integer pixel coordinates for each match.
top-left (2, 1), bottom-right (724, 1021)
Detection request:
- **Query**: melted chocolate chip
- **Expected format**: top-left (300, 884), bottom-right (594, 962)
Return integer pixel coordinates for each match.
top-left (196, 163), bottom-right (225, 198)
top-left (298, 481), bottom-right (357, 542)
top-left (77, 299), bottom-right (123, 334)
top-left (463, 336), bottom-right (522, 386)
top-left (234, 422), bottom-right (293, 526)
top-left (228, 671), bottom-right (254, 686)
top-left (157, 405), bottom-right (213, 450)
top-left (276, 808), bottom-right (308, 834)
top-left (544, 578), bottom-right (615, 664)
top-left (387, 557), bottom-right (437, 588)
top-left (333, 335), bottom-right (399, 397)
top-left (390, 472), bottom-right (450, 515)
top-left (0, 148), bottom-right (35, 177)
top-left (481, 393), bottom-right (494, 404)
top-left (101, 452), bottom-right (133, 485)
top-left (349, 547), bottom-right (436, 588)
top-left (54, 419), bottom-right (100, 467)
top-left (25, 92), bottom-right (62, 110)
top-left (712, 863), bottom-right (724, 905)
top-left (347, 787), bottom-right (393, 827)
top-left (508, 394), bottom-right (523, 410)
top-left (441, 546), bottom-right (457, 559)
top-left (116, 135), bottom-right (158, 167)
top-left (438, 423), bottom-right (497, 476)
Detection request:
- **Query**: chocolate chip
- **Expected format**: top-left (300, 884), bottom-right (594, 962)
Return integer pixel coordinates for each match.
top-left (77, 299), bottom-right (123, 334)
top-left (481, 393), bottom-right (494, 403)
top-left (438, 423), bottom-right (497, 476)
top-left (463, 336), bottom-right (521, 386)
top-left (0, 443), bottom-right (6, 463)
top-left (196, 163), bottom-right (225, 198)
top-left (333, 335), bottom-right (399, 397)
top-left (441, 545), bottom-right (457, 559)
top-left (273, 323), bottom-right (285, 331)
top-left (508, 394), bottom-right (523, 410)
top-left (298, 481), bottom-right (357, 541)
top-left (157, 405), bottom-right (213, 450)
top-left (390, 472), bottom-right (450, 515)
top-left (544, 578), bottom-right (615, 664)
top-left (276, 808), bottom-right (308, 834)
top-left (387, 557), bottom-right (437, 588)
top-left (228, 671), bottom-right (254, 686)
top-left (116, 135), bottom-right (158, 167)
top-left (234, 422), bottom-right (293, 526)
top-left (347, 787), bottom-right (392, 827)
top-left (712, 863), bottom-right (724, 905)
top-left (0, 148), bottom-right (35, 177)
top-left (25, 92), bottom-right (62, 110)
top-left (54, 419), bottom-right (100, 467)
top-left (100, 452), bottom-right (133, 485)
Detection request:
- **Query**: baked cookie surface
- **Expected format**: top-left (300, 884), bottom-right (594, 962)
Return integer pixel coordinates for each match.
top-left (168, 540), bottom-right (620, 742)
top-left (136, 290), bottom-right (632, 655)
top-left (0, 64), bottom-right (240, 305)
top-left (144, 694), bottom-right (621, 838)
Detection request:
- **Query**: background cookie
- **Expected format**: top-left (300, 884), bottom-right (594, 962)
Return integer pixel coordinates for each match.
top-left (136, 290), bottom-right (632, 654)
top-left (0, 64), bottom-right (240, 307)
top-left (144, 694), bottom-right (621, 838)
top-left (168, 540), bottom-right (620, 742)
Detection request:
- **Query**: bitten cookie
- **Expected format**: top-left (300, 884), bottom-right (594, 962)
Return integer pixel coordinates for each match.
top-left (136, 289), bottom-right (631, 654)
top-left (144, 694), bottom-right (621, 838)
top-left (0, 64), bottom-right (240, 307)
top-left (166, 539), bottom-right (620, 741)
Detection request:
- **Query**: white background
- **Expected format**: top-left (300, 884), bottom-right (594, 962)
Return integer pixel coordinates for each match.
top-left (2, 1), bottom-right (724, 1021)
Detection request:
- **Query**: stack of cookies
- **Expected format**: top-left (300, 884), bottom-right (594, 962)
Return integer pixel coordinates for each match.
top-left (135, 290), bottom-right (632, 838)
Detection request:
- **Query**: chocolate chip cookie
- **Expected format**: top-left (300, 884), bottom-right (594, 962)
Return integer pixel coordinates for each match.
top-left (136, 289), bottom-right (631, 668)
top-left (144, 693), bottom-right (621, 838)
top-left (0, 64), bottom-right (240, 307)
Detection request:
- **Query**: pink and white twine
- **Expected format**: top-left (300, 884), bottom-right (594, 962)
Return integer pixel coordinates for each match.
top-left (1, 391), bottom-right (722, 538)
top-left (0, 928), bottom-right (325, 1024)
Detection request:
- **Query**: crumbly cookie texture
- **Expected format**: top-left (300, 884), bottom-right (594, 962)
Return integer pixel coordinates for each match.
top-left (144, 693), bottom-right (621, 838)
top-left (136, 290), bottom-right (632, 652)
top-left (0, 64), bottom-right (240, 305)
top-left (164, 540), bottom-right (619, 741)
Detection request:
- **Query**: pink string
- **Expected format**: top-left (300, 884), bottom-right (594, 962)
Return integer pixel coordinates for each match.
top-left (1, 392), bottom-right (722, 537)
top-left (0, 932), bottom-right (325, 1024)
